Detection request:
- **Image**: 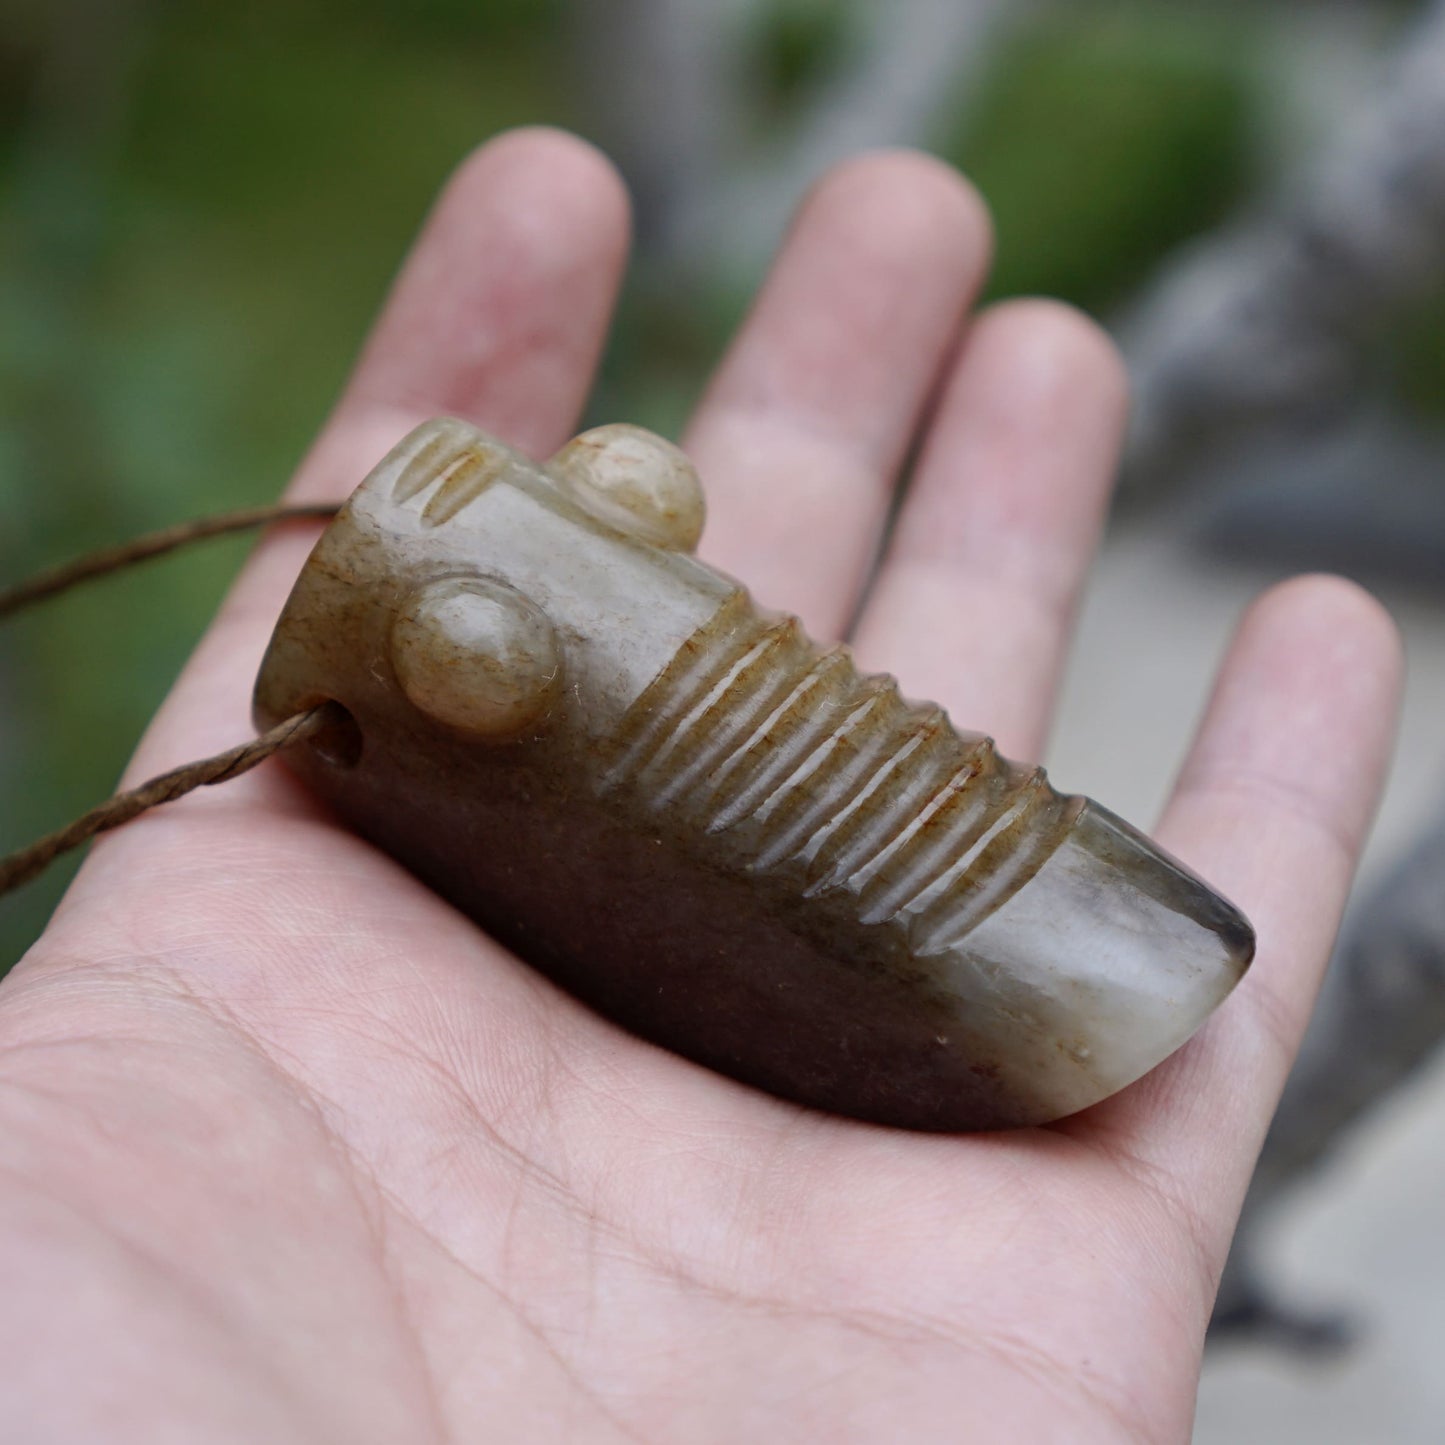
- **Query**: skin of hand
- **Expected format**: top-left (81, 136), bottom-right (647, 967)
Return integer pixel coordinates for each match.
top-left (0, 129), bottom-right (1403, 1444)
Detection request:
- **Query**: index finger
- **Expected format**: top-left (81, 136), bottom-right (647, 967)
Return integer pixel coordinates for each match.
top-left (105, 130), bottom-right (630, 784)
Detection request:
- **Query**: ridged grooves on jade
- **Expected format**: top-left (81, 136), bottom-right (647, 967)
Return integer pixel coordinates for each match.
top-left (390, 423), bottom-right (509, 525)
top-left (600, 595), bottom-right (1082, 954)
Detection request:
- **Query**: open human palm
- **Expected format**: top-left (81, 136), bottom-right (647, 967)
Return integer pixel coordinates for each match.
top-left (0, 131), bottom-right (1402, 1442)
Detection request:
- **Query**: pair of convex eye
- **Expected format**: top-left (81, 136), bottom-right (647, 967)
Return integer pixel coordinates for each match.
top-left (390, 424), bottom-right (704, 741)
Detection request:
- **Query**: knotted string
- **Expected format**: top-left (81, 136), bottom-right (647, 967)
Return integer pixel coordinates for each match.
top-left (0, 704), bottom-right (338, 895)
top-left (0, 502), bottom-right (339, 619)
top-left (0, 502), bottom-right (341, 898)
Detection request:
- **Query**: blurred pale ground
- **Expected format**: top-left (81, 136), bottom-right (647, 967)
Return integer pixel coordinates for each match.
top-left (4, 2), bottom-right (1445, 1438)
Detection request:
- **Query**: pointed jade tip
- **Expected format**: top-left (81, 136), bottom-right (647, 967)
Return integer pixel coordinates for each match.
top-left (954, 802), bottom-right (1255, 1122)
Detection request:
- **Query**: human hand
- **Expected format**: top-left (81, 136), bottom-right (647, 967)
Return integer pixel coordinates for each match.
top-left (0, 129), bottom-right (1402, 1443)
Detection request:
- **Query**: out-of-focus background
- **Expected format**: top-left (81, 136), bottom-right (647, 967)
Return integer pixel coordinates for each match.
top-left (3, 1), bottom-right (1445, 1437)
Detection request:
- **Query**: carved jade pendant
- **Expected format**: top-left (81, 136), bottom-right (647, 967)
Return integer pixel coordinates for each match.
top-left (254, 418), bottom-right (1254, 1131)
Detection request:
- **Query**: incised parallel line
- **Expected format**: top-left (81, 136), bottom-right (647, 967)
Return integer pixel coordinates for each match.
top-left (600, 600), bottom-right (1075, 949)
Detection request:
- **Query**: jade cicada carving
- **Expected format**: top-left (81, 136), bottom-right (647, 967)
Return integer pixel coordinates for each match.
top-left (254, 418), bottom-right (1254, 1131)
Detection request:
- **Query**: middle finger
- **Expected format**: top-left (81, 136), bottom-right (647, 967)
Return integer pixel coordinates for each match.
top-left (852, 299), bottom-right (1128, 760)
top-left (685, 150), bottom-right (992, 640)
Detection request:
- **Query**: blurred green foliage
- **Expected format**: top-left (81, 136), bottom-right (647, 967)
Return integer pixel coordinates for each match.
top-left (1388, 287), bottom-right (1445, 421)
top-left (746, 0), bottom-right (858, 125)
top-left (942, 4), bottom-right (1256, 312)
top-left (0, 0), bottom-right (1313, 966)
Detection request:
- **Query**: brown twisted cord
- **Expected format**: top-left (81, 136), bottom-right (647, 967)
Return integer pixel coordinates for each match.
top-left (0, 500), bottom-right (345, 896)
top-left (0, 703), bottom-right (339, 897)
top-left (0, 502), bottom-right (339, 619)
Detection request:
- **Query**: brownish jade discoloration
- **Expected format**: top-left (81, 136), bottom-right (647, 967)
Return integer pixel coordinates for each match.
top-left (254, 418), bottom-right (1254, 1131)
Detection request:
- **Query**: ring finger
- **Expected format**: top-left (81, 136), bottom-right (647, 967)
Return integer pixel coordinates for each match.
top-left (851, 298), bottom-right (1129, 761)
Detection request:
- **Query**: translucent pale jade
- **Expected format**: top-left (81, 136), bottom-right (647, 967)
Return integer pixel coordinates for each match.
top-left (254, 418), bottom-right (1254, 1131)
